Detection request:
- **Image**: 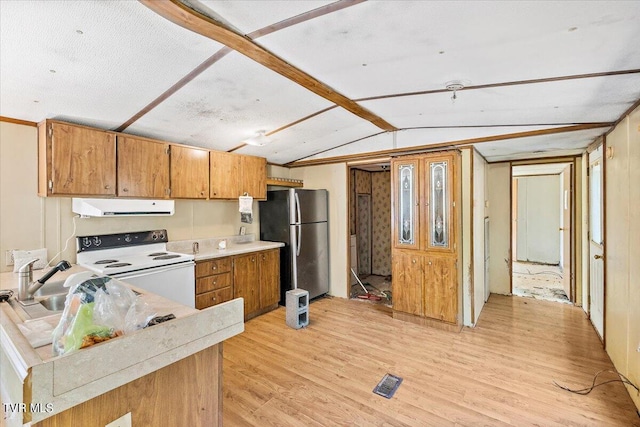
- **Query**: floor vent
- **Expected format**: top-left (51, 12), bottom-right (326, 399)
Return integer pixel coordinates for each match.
top-left (373, 373), bottom-right (403, 399)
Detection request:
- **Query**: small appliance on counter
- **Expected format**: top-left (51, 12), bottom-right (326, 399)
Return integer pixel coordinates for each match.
top-left (76, 230), bottom-right (195, 307)
top-left (259, 189), bottom-right (329, 304)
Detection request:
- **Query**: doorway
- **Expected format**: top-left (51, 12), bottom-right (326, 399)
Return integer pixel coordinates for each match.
top-left (348, 164), bottom-right (392, 307)
top-left (588, 144), bottom-right (604, 339)
top-left (511, 163), bottom-right (574, 304)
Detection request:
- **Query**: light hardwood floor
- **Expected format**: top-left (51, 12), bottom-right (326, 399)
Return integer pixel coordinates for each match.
top-left (223, 295), bottom-right (640, 426)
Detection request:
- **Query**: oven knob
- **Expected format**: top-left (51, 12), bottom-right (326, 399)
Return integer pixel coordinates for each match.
top-left (152, 233), bottom-right (158, 240)
top-left (93, 237), bottom-right (102, 246)
top-left (83, 237), bottom-right (91, 247)
top-left (124, 234), bottom-right (132, 243)
top-left (160, 232), bottom-right (165, 240)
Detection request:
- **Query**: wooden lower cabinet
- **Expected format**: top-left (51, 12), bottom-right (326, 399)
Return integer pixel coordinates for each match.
top-left (32, 345), bottom-right (222, 427)
top-left (392, 252), bottom-right (458, 325)
top-left (259, 249), bottom-right (280, 308)
top-left (234, 249), bottom-right (280, 320)
top-left (233, 253), bottom-right (261, 316)
top-left (392, 251), bottom-right (424, 316)
top-left (423, 255), bottom-right (457, 323)
top-left (195, 258), bottom-right (233, 310)
top-left (194, 249), bottom-right (280, 319)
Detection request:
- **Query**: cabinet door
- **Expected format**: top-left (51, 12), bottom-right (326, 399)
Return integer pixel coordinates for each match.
top-left (423, 153), bottom-right (456, 253)
top-left (259, 249), bottom-right (280, 308)
top-left (117, 136), bottom-right (169, 198)
top-left (391, 158), bottom-right (420, 250)
top-left (233, 253), bottom-right (260, 316)
top-left (424, 255), bottom-right (457, 323)
top-left (170, 145), bottom-right (209, 199)
top-left (392, 251), bottom-right (423, 316)
top-left (210, 151), bottom-right (241, 199)
top-left (41, 121), bottom-right (116, 196)
top-left (241, 155), bottom-right (267, 200)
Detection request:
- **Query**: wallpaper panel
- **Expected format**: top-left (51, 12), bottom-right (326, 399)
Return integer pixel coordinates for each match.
top-left (355, 169), bottom-right (371, 194)
top-left (350, 170), bottom-right (356, 235)
top-left (372, 171), bottom-right (391, 276)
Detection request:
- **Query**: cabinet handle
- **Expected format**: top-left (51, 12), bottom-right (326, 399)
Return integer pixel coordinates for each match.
top-left (105, 185), bottom-right (111, 189)
top-left (213, 192), bottom-right (217, 196)
top-left (212, 265), bottom-right (217, 271)
top-left (262, 255), bottom-right (266, 260)
top-left (123, 188), bottom-right (128, 192)
top-left (428, 261), bottom-right (432, 265)
top-left (412, 259), bottom-right (416, 264)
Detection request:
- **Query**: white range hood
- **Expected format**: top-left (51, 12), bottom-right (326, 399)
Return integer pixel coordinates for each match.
top-left (72, 198), bottom-right (175, 217)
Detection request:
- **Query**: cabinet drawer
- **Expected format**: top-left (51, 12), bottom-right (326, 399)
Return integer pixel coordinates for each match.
top-left (196, 272), bottom-right (232, 294)
top-left (195, 258), bottom-right (231, 278)
top-left (195, 287), bottom-right (233, 310)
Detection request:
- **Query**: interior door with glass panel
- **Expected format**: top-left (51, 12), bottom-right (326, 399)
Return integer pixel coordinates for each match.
top-left (589, 145), bottom-right (604, 340)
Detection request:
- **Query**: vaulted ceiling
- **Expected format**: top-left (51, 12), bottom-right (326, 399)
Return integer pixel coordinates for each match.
top-left (1, 0), bottom-right (639, 165)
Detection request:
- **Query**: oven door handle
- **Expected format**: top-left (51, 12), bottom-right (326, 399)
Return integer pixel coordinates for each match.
top-left (112, 262), bottom-right (195, 280)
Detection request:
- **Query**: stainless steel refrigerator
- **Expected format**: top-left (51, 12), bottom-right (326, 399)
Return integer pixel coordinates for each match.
top-left (259, 189), bottom-right (329, 304)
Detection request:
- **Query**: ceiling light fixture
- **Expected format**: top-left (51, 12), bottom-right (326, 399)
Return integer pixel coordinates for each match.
top-left (244, 130), bottom-right (271, 147)
top-left (446, 80), bottom-right (465, 103)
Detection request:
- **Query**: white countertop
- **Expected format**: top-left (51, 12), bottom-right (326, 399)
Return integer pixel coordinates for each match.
top-left (0, 265), bottom-right (244, 424)
top-left (167, 237), bottom-right (284, 261)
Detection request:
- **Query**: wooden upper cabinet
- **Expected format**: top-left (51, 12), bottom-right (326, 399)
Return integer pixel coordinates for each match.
top-left (170, 145), bottom-right (209, 199)
top-left (117, 136), bottom-right (169, 198)
top-left (38, 120), bottom-right (116, 196)
top-left (391, 157), bottom-right (421, 250)
top-left (241, 155), bottom-right (267, 200)
top-left (210, 151), bottom-right (241, 199)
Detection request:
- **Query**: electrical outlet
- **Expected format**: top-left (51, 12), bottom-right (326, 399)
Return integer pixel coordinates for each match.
top-left (105, 412), bottom-right (131, 427)
top-left (5, 250), bottom-right (15, 266)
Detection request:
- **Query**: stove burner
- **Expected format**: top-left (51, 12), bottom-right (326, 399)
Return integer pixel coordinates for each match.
top-left (95, 259), bottom-right (118, 265)
top-left (153, 254), bottom-right (181, 260)
top-left (105, 263), bottom-right (133, 268)
top-left (148, 252), bottom-right (168, 256)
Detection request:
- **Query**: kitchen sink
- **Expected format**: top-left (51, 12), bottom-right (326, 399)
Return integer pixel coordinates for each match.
top-left (33, 280), bottom-right (67, 297)
top-left (39, 294), bottom-right (67, 311)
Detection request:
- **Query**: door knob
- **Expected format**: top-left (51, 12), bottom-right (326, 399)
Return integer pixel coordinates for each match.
top-left (594, 254), bottom-right (603, 260)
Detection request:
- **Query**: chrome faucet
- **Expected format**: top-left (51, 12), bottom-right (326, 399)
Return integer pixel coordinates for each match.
top-left (18, 260), bottom-right (71, 302)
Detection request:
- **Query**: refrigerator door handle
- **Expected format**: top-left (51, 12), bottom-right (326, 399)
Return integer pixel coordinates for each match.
top-left (290, 224), bottom-right (298, 289)
top-left (294, 191), bottom-right (302, 225)
top-left (294, 191), bottom-right (302, 256)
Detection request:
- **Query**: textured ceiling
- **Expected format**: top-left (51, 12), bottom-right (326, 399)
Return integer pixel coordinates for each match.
top-left (1, 0), bottom-right (639, 165)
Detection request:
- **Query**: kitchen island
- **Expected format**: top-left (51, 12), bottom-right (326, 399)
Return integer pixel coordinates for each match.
top-left (0, 266), bottom-right (243, 426)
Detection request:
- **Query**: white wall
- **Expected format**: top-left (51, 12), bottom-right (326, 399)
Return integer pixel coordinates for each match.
top-left (462, 148), bottom-right (488, 326)
top-left (290, 164), bottom-right (348, 299)
top-left (461, 149), bottom-right (472, 325)
top-left (472, 150), bottom-right (487, 322)
top-left (487, 163), bottom-right (511, 295)
top-left (515, 175), bottom-right (561, 264)
top-left (0, 121), bottom-right (259, 274)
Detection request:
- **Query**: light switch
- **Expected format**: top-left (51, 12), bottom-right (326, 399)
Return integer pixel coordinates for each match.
top-left (105, 412), bottom-right (131, 427)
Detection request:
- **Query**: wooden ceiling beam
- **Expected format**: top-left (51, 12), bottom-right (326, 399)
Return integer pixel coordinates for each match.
top-left (286, 123), bottom-right (612, 167)
top-left (139, 0), bottom-right (397, 132)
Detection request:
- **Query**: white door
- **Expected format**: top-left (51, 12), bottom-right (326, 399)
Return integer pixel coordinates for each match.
top-left (589, 145), bottom-right (604, 339)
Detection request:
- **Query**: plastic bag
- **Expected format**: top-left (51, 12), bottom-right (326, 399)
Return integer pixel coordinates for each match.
top-left (52, 274), bottom-right (156, 356)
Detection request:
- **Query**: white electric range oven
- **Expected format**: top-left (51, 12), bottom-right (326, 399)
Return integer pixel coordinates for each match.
top-left (76, 230), bottom-right (195, 307)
